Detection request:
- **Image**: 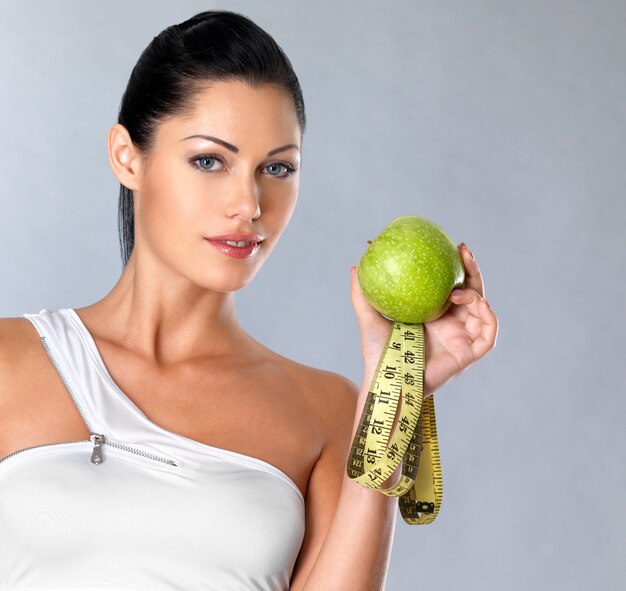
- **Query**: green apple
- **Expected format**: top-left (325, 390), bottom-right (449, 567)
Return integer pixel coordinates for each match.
top-left (357, 214), bottom-right (465, 324)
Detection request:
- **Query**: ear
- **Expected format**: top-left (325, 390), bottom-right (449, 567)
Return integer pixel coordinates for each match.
top-left (107, 123), bottom-right (143, 191)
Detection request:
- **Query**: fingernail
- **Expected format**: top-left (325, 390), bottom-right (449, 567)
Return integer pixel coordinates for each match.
top-left (451, 289), bottom-right (464, 297)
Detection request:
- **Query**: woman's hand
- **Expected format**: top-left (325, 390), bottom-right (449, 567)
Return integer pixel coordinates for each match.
top-left (349, 242), bottom-right (498, 396)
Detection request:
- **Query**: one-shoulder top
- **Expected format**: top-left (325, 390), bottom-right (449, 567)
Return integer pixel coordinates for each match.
top-left (0, 308), bottom-right (305, 590)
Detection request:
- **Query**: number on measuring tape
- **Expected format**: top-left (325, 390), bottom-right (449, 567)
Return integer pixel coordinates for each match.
top-left (346, 321), bottom-right (443, 525)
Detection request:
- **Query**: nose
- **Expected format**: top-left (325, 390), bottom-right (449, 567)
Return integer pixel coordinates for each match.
top-left (226, 171), bottom-right (261, 222)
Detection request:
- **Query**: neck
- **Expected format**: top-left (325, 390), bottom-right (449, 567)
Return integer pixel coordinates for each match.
top-left (76, 247), bottom-right (251, 367)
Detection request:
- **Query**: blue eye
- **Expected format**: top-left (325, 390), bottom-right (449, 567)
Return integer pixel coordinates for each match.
top-left (266, 163), bottom-right (292, 177)
top-left (189, 154), bottom-right (298, 178)
top-left (192, 156), bottom-right (222, 172)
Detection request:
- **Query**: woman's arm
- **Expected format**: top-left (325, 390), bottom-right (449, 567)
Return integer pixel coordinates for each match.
top-left (291, 363), bottom-right (406, 591)
top-left (291, 247), bottom-right (497, 589)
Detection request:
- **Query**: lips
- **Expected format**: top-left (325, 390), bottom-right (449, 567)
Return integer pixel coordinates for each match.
top-left (204, 232), bottom-right (264, 243)
top-left (204, 238), bottom-right (261, 259)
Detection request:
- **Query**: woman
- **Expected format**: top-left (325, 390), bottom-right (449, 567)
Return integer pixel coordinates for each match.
top-left (0, 9), bottom-right (498, 590)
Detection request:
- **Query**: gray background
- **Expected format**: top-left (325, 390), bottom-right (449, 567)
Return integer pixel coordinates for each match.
top-left (1, 1), bottom-right (624, 589)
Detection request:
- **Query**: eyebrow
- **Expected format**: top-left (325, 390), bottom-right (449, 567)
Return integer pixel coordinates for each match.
top-left (180, 134), bottom-right (300, 157)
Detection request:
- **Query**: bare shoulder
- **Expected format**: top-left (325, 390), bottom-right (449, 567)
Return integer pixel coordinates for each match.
top-left (0, 316), bottom-right (42, 408)
top-left (0, 315), bottom-right (41, 358)
top-left (0, 315), bottom-right (34, 366)
top-left (261, 345), bottom-right (361, 446)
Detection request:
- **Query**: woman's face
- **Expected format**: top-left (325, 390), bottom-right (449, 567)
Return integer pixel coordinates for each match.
top-left (131, 80), bottom-right (301, 292)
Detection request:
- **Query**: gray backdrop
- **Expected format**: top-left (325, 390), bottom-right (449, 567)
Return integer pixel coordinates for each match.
top-left (1, 1), bottom-right (624, 589)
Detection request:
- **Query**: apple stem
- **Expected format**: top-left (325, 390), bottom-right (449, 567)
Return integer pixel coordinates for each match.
top-left (367, 240), bottom-right (372, 245)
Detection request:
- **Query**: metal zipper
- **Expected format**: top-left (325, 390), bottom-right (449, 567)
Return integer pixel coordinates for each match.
top-left (0, 436), bottom-right (178, 467)
top-left (0, 335), bottom-right (179, 468)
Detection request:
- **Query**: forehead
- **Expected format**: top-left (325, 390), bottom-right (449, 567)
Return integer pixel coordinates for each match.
top-left (157, 80), bottom-right (300, 146)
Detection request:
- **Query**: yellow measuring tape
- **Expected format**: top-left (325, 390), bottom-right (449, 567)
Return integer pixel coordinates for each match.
top-left (346, 321), bottom-right (443, 525)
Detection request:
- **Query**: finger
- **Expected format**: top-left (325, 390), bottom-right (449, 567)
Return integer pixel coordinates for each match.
top-left (448, 288), bottom-right (498, 352)
top-left (447, 287), bottom-right (486, 323)
top-left (457, 243), bottom-right (485, 299)
top-left (470, 299), bottom-right (498, 359)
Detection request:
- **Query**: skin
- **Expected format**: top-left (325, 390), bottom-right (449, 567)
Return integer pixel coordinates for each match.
top-left (102, 79), bottom-right (302, 361)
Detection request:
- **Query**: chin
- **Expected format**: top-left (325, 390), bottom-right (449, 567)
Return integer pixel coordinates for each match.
top-left (197, 267), bottom-right (261, 293)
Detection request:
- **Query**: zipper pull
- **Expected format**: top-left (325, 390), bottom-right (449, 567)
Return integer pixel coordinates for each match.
top-left (90, 433), bottom-right (105, 464)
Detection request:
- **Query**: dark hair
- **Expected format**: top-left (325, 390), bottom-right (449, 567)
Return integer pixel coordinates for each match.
top-left (116, 9), bottom-right (306, 268)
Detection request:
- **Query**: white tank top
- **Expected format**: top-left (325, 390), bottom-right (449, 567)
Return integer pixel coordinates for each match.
top-left (0, 308), bottom-right (305, 590)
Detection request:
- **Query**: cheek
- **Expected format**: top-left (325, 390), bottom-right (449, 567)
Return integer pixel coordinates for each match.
top-left (264, 183), bottom-right (299, 230)
top-left (279, 196), bottom-right (298, 229)
top-left (278, 191), bottom-right (299, 231)
top-left (139, 167), bottom-right (202, 254)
